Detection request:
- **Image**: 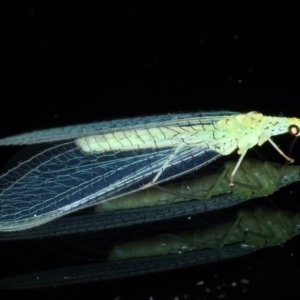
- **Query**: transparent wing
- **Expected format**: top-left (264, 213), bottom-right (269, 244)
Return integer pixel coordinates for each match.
top-left (0, 111), bottom-right (238, 145)
top-left (0, 140), bottom-right (220, 231)
top-left (0, 111), bottom-right (241, 231)
top-left (2, 153), bottom-right (300, 235)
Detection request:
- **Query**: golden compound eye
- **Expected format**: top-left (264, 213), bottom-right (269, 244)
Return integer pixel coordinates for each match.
top-left (289, 125), bottom-right (300, 136)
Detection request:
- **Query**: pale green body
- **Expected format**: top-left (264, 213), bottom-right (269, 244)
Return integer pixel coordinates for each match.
top-left (109, 207), bottom-right (299, 260)
top-left (96, 159), bottom-right (300, 212)
top-left (76, 112), bottom-right (297, 155)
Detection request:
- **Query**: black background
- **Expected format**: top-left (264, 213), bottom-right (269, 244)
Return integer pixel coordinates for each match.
top-left (1, 2), bottom-right (300, 299)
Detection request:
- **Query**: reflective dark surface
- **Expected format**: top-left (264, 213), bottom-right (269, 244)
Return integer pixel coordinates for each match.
top-left (1, 2), bottom-right (300, 299)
